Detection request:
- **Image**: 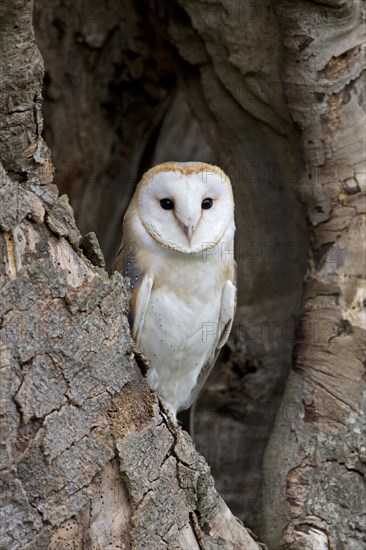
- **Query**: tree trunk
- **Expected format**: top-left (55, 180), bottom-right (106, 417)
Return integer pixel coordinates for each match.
top-left (0, 1), bottom-right (264, 548)
top-left (2, 0), bottom-right (365, 549)
top-left (262, 2), bottom-right (366, 548)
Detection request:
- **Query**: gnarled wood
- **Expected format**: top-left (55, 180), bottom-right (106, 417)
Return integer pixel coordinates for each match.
top-left (263, 2), bottom-right (366, 548)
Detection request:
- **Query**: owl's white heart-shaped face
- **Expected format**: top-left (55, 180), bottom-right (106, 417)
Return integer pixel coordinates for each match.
top-left (136, 162), bottom-right (235, 253)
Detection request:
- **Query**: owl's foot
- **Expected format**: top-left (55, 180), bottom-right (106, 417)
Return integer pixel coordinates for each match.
top-left (132, 344), bottom-right (150, 375)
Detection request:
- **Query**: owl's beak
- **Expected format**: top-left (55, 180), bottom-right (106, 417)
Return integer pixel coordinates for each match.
top-left (183, 224), bottom-right (194, 244)
top-left (176, 214), bottom-right (197, 244)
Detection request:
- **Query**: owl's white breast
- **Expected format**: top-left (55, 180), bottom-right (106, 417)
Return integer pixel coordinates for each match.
top-left (138, 245), bottom-right (228, 415)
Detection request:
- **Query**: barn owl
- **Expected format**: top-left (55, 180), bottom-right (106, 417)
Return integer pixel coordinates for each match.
top-left (114, 162), bottom-right (236, 418)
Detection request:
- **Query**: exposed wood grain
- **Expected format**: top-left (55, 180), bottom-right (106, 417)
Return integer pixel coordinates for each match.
top-left (262, 2), bottom-right (366, 548)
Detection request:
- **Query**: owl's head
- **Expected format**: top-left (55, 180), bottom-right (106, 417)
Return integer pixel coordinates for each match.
top-left (134, 162), bottom-right (235, 254)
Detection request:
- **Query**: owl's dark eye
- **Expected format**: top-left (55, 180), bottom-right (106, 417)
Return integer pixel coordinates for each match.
top-left (201, 198), bottom-right (213, 209)
top-left (160, 198), bottom-right (174, 210)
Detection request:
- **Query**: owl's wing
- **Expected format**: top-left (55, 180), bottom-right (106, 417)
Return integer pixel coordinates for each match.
top-left (130, 274), bottom-right (153, 344)
top-left (184, 278), bottom-right (237, 410)
top-left (113, 242), bottom-right (153, 345)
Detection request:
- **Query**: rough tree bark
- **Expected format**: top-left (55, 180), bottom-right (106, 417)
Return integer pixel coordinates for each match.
top-left (0, 1), bottom-right (265, 549)
top-left (262, 2), bottom-right (366, 549)
top-left (32, 0), bottom-right (365, 543)
top-left (2, 0), bottom-right (364, 549)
